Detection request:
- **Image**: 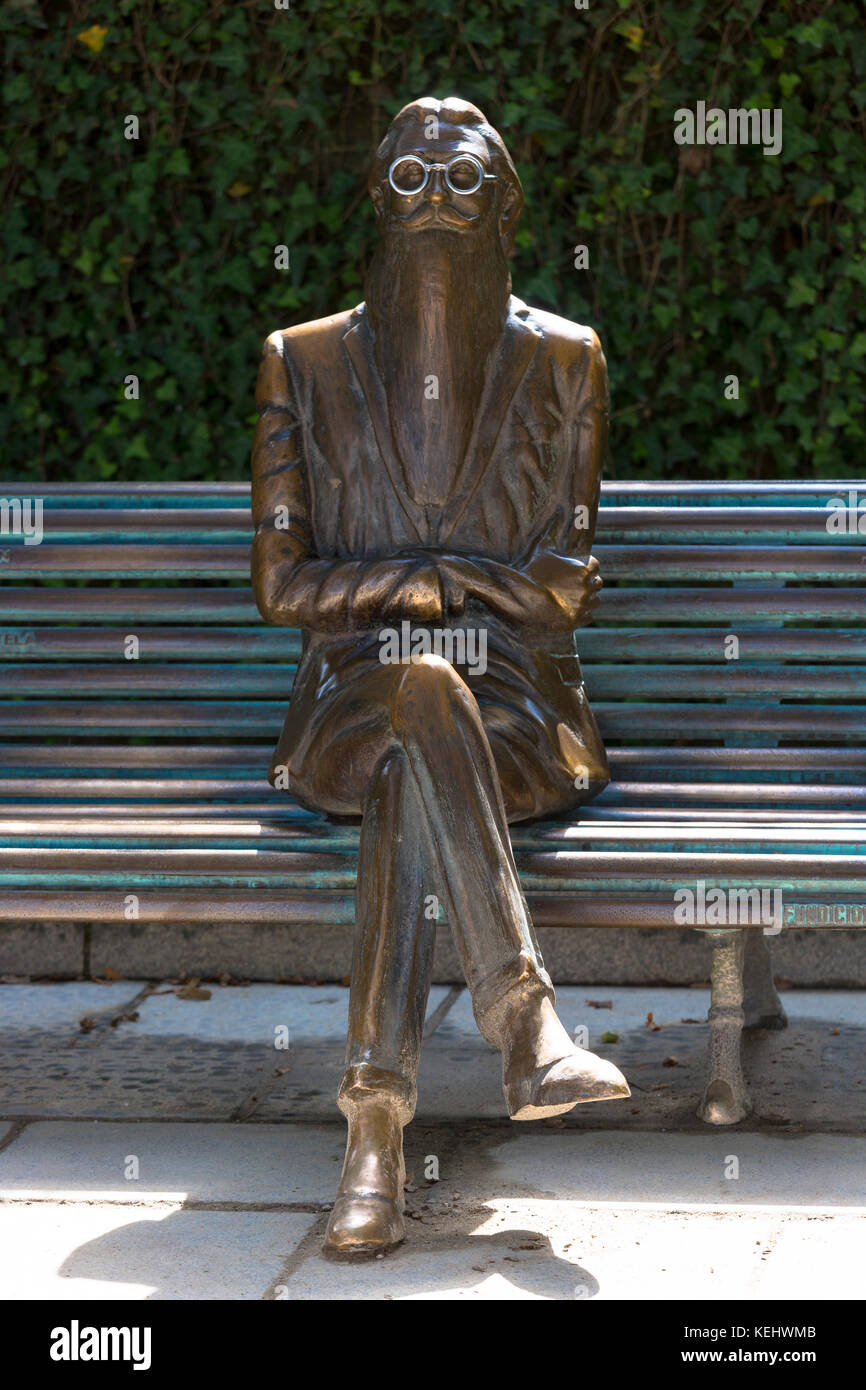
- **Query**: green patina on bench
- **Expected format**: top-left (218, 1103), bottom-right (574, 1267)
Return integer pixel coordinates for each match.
top-left (1, 478), bottom-right (864, 1123)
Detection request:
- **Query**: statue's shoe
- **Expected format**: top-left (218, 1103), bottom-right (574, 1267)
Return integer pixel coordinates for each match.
top-left (323, 1097), bottom-right (407, 1257)
top-left (323, 1192), bottom-right (405, 1257)
top-left (504, 1048), bottom-right (630, 1121)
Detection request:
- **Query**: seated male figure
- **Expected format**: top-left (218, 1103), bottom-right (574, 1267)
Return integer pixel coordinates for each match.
top-left (251, 96), bottom-right (630, 1257)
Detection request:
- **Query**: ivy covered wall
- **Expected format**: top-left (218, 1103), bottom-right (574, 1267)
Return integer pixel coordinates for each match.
top-left (2, 0), bottom-right (864, 482)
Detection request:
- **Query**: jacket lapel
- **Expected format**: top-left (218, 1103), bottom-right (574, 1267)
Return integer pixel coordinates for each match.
top-left (439, 300), bottom-right (541, 543)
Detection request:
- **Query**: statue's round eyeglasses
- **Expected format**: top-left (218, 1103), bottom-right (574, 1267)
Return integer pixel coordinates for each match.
top-left (387, 153), bottom-right (496, 197)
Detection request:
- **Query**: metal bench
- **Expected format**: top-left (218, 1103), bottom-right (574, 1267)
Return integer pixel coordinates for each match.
top-left (1, 479), bottom-right (864, 1124)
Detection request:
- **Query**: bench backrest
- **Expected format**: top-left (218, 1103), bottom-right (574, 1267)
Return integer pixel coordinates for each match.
top-left (1, 480), bottom-right (864, 807)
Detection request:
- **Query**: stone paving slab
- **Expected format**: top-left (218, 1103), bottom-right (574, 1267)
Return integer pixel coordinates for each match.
top-left (0, 1032), bottom-right (276, 1120)
top-left (0, 982), bottom-right (452, 1121)
top-left (0, 981), bottom-right (277, 1121)
top-left (0, 982), bottom-right (144, 1030)
top-left (2, 983), bottom-right (865, 1132)
top-left (0, 1121), bottom-right (345, 1205)
top-left (288, 1128), bottom-right (866, 1300)
top-left (0, 1204), bottom-right (316, 1300)
top-left (405, 987), bottom-right (866, 1129)
top-left (406, 986), bottom-right (716, 1122)
top-left (251, 1045), bottom-right (350, 1120)
top-left (478, 1131), bottom-right (866, 1208)
top-left (432, 983), bottom-right (866, 1040)
top-left (0, 1120), bottom-right (862, 1301)
top-left (132, 984), bottom-right (448, 1041)
top-left (583, 1019), bottom-right (866, 1133)
top-left (290, 1206), bottom-right (863, 1301)
top-left (474, 986), bottom-right (714, 1040)
top-left (239, 984), bottom-right (453, 1123)
top-left (260, 986), bottom-right (705, 1122)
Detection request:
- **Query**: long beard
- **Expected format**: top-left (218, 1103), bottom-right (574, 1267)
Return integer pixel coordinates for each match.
top-left (365, 223), bottom-right (511, 507)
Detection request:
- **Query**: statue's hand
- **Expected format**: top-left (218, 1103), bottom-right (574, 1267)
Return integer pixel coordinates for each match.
top-left (523, 552), bottom-right (603, 627)
top-left (434, 551), bottom-right (602, 630)
top-left (393, 549), bottom-right (465, 617)
top-left (393, 549), bottom-right (601, 630)
top-left (441, 571), bottom-right (466, 617)
top-left (380, 562), bottom-right (444, 622)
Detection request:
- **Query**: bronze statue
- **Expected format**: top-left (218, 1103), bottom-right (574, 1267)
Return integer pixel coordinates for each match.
top-left (251, 96), bottom-right (629, 1257)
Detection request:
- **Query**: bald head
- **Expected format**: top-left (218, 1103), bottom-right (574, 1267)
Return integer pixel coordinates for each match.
top-left (368, 96), bottom-right (523, 255)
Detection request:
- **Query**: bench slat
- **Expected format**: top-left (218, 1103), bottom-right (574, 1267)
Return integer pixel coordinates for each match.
top-left (3, 661), bottom-right (866, 699)
top-left (603, 782), bottom-right (866, 806)
top-left (3, 796), bottom-right (865, 819)
top-left (3, 544), bottom-right (864, 581)
top-left (598, 507), bottom-right (862, 540)
top-left (586, 666), bottom-right (866, 698)
top-left (596, 590), bottom-right (866, 622)
top-left (578, 630), bottom-right (866, 661)
top-left (0, 628), bottom-right (303, 660)
top-left (2, 820), bottom-right (864, 859)
top-left (597, 705), bottom-right (865, 739)
top-left (603, 547), bottom-right (866, 580)
top-left (612, 748), bottom-right (866, 771)
top-left (0, 544), bottom-right (250, 577)
top-left (0, 663), bottom-right (295, 696)
top-left (11, 505), bottom-right (859, 544)
top-left (0, 888), bottom-right (858, 926)
top-left (12, 482), bottom-right (252, 499)
top-left (0, 780), bottom-right (862, 807)
top-left (9, 509), bottom-right (253, 538)
top-left (0, 744), bottom-right (860, 772)
top-left (600, 482), bottom-right (858, 500)
top-left (5, 587), bottom-right (865, 625)
top-left (18, 479), bottom-right (854, 503)
top-left (2, 627), bottom-right (864, 663)
top-left (0, 745), bottom-right (269, 769)
top-left (0, 700), bottom-right (861, 738)
top-left (0, 847), bottom-right (861, 893)
top-left (1, 590), bottom-right (262, 622)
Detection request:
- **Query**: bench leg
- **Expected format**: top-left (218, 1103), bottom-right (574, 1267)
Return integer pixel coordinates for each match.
top-left (697, 929), bottom-right (753, 1126)
top-left (742, 929), bottom-right (788, 1031)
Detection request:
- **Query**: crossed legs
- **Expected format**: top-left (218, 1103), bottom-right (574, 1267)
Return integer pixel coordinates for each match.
top-left (314, 655), bottom-right (628, 1254)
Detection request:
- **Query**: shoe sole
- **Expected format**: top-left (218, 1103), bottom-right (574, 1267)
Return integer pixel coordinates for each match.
top-left (509, 1085), bottom-right (630, 1121)
top-left (509, 1097), bottom-right (584, 1121)
top-left (323, 1235), bottom-right (405, 1260)
top-left (506, 1073), bottom-right (631, 1120)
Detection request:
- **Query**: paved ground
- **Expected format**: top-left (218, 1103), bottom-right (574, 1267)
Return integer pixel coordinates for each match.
top-left (0, 979), bottom-right (864, 1300)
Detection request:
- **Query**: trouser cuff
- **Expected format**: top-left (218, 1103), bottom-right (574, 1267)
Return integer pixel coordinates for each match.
top-left (471, 950), bottom-right (555, 1049)
top-left (337, 1063), bottom-right (415, 1125)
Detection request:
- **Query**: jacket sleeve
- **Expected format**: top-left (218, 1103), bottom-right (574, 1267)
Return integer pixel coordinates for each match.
top-left (557, 327), bottom-right (608, 561)
top-left (250, 331), bottom-right (436, 631)
top-left (500, 328), bottom-right (608, 625)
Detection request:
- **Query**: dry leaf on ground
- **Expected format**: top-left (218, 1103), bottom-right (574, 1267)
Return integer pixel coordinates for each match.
top-left (176, 984), bottom-right (212, 1001)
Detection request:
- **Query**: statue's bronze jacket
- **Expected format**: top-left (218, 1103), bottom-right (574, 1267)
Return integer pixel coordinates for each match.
top-left (251, 293), bottom-right (610, 807)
